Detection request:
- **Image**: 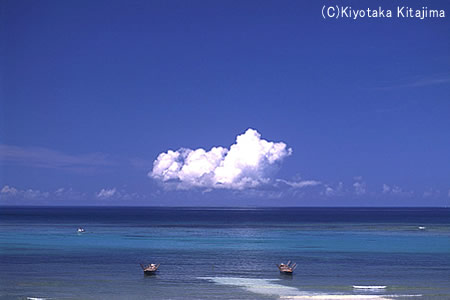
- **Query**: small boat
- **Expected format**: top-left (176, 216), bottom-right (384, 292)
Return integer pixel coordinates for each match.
top-left (418, 226), bottom-right (426, 230)
top-left (353, 285), bottom-right (386, 289)
top-left (140, 263), bottom-right (160, 275)
top-left (277, 261), bottom-right (296, 274)
top-left (77, 227), bottom-right (85, 233)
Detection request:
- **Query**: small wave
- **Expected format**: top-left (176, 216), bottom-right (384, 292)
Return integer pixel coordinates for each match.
top-left (199, 277), bottom-right (308, 297)
top-left (385, 296), bottom-right (422, 298)
top-left (284, 296), bottom-right (422, 299)
top-left (198, 277), bottom-right (395, 300)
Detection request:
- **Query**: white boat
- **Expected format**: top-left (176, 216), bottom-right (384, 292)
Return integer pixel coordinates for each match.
top-left (353, 285), bottom-right (386, 289)
top-left (418, 226), bottom-right (426, 230)
top-left (277, 261), bottom-right (297, 274)
top-left (77, 227), bottom-right (85, 233)
top-left (140, 263), bottom-right (160, 275)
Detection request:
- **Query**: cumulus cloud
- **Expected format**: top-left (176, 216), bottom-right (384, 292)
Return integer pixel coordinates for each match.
top-left (95, 187), bottom-right (142, 201)
top-left (323, 182), bottom-right (344, 196)
top-left (96, 188), bottom-right (117, 199)
top-left (353, 179), bottom-right (366, 196)
top-left (324, 186), bottom-right (334, 196)
top-left (1, 185), bottom-right (49, 200)
top-left (55, 188), bottom-right (66, 196)
top-left (382, 184), bottom-right (413, 196)
top-left (1, 185), bottom-right (18, 196)
top-left (276, 179), bottom-right (321, 188)
top-left (150, 129), bottom-right (292, 190)
top-left (0, 185), bottom-right (80, 201)
top-left (0, 185), bottom-right (145, 204)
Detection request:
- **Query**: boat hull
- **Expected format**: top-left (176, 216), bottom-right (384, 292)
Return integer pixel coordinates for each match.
top-left (143, 270), bottom-right (158, 275)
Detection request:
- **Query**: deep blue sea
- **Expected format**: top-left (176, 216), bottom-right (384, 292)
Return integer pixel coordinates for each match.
top-left (1, 207), bottom-right (449, 300)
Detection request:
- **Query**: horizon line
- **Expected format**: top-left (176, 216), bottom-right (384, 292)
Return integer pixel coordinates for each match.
top-left (1, 205), bottom-right (448, 209)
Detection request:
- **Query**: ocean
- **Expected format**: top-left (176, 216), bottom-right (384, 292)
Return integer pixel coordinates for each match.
top-left (0, 207), bottom-right (449, 300)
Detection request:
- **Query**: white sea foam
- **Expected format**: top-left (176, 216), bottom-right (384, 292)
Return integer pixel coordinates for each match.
top-left (199, 277), bottom-right (306, 297)
top-left (353, 285), bottom-right (387, 290)
top-left (283, 296), bottom-right (422, 299)
top-left (198, 277), bottom-right (407, 300)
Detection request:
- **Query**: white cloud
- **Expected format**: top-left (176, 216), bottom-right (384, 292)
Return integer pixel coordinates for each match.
top-left (325, 186), bottom-right (334, 196)
top-left (276, 179), bottom-right (321, 188)
top-left (25, 189), bottom-right (49, 199)
top-left (383, 184), bottom-right (398, 194)
top-left (150, 129), bottom-right (292, 190)
top-left (383, 184), bottom-right (415, 198)
top-left (383, 184), bottom-right (411, 196)
top-left (1, 185), bottom-right (18, 196)
top-left (391, 186), bottom-right (403, 194)
top-left (352, 176), bottom-right (366, 196)
top-left (96, 188), bottom-right (117, 199)
top-left (55, 188), bottom-right (65, 196)
top-left (0, 185), bottom-right (49, 200)
top-left (0, 185), bottom-right (144, 203)
top-left (323, 182), bottom-right (343, 196)
top-left (353, 181), bottom-right (366, 195)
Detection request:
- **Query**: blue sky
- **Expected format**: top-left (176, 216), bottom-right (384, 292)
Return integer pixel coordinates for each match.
top-left (1, 0), bottom-right (449, 206)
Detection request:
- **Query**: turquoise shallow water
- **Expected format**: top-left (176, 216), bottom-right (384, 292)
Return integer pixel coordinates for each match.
top-left (0, 207), bottom-right (449, 299)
